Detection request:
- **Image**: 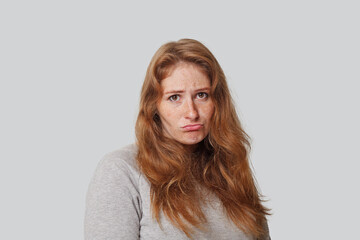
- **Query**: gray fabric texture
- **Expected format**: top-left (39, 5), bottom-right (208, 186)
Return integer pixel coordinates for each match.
top-left (84, 143), bottom-right (270, 240)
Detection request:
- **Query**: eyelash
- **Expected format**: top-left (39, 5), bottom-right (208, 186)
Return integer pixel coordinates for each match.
top-left (197, 92), bottom-right (208, 99)
top-left (168, 95), bottom-right (180, 102)
top-left (168, 92), bottom-right (208, 102)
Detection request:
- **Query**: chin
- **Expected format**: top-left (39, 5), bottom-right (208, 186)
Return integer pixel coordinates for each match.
top-left (179, 135), bottom-right (205, 145)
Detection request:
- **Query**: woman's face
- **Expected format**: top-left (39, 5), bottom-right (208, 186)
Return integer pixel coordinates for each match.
top-left (157, 62), bottom-right (215, 147)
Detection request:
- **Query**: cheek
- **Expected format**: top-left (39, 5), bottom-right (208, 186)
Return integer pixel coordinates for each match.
top-left (158, 105), bottom-right (177, 125)
top-left (202, 103), bottom-right (215, 120)
top-left (163, 112), bottom-right (175, 123)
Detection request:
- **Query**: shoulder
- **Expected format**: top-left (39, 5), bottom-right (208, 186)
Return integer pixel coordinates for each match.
top-left (90, 143), bottom-right (141, 189)
top-left (98, 143), bottom-right (139, 173)
top-left (85, 143), bottom-right (143, 239)
top-left (87, 143), bottom-right (142, 204)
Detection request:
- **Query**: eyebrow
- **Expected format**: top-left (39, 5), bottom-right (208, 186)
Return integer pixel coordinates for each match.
top-left (164, 87), bottom-right (210, 95)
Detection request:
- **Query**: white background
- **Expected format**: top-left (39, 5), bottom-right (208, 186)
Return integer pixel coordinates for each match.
top-left (1, 0), bottom-right (359, 239)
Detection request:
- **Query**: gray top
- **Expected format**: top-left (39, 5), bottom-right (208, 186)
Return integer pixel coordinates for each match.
top-left (84, 143), bottom-right (270, 240)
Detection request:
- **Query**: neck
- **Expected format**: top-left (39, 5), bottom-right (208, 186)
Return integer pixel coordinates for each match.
top-left (183, 143), bottom-right (198, 153)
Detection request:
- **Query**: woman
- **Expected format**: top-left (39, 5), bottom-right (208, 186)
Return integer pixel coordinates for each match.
top-left (85, 39), bottom-right (271, 240)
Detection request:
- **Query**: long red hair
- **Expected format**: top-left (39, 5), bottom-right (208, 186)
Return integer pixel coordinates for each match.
top-left (135, 39), bottom-right (270, 238)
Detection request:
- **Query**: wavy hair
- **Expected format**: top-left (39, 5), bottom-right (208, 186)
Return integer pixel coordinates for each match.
top-left (135, 39), bottom-right (270, 239)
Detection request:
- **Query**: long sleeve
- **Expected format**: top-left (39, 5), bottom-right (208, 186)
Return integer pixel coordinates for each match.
top-left (258, 219), bottom-right (271, 240)
top-left (84, 144), bottom-right (269, 240)
top-left (84, 151), bottom-right (142, 240)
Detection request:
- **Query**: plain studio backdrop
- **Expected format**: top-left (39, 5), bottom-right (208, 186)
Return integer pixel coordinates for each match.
top-left (0, 0), bottom-right (359, 239)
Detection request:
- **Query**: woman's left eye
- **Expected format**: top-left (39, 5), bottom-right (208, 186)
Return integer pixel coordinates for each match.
top-left (197, 92), bottom-right (208, 99)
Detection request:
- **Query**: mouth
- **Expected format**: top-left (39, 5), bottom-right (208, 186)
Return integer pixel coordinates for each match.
top-left (182, 124), bottom-right (203, 131)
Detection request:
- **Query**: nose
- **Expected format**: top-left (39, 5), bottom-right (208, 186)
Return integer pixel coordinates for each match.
top-left (184, 98), bottom-right (199, 120)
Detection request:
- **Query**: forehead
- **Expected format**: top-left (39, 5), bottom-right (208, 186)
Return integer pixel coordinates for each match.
top-left (160, 62), bottom-right (210, 90)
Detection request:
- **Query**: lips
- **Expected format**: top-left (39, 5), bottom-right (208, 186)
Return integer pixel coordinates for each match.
top-left (182, 124), bottom-right (203, 131)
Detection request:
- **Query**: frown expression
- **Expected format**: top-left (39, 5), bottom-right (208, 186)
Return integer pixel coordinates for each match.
top-left (157, 62), bottom-right (215, 147)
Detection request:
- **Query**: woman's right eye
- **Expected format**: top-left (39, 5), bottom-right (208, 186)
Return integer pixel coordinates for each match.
top-left (168, 95), bottom-right (180, 102)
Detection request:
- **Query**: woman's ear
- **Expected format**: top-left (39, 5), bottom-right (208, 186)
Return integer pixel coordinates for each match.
top-left (153, 111), bottom-right (161, 124)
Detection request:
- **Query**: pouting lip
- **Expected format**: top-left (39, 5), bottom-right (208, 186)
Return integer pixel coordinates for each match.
top-left (181, 124), bottom-right (203, 132)
top-left (182, 124), bottom-right (203, 128)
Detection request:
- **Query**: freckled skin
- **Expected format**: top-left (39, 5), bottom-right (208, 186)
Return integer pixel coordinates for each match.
top-left (157, 62), bottom-right (215, 148)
